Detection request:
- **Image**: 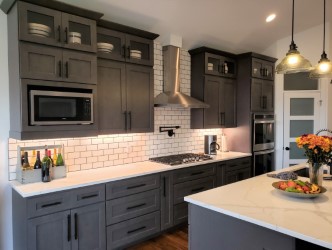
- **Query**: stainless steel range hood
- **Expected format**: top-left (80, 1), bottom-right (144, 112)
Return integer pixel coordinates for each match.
top-left (154, 45), bottom-right (209, 108)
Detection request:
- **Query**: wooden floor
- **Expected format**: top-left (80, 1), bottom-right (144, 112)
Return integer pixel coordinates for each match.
top-left (127, 226), bottom-right (188, 250)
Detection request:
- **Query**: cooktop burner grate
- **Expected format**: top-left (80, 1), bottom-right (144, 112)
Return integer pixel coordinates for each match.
top-left (149, 153), bottom-right (213, 166)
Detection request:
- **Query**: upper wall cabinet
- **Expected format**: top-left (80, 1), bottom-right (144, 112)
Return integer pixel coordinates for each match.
top-left (18, 1), bottom-right (97, 53)
top-left (205, 53), bottom-right (236, 78)
top-left (251, 58), bottom-right (274, 80)
top-left (96, 26), bottom-right (154, 66)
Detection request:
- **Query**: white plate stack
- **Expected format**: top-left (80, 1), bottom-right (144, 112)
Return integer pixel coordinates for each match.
top-left (97, 42), bottom-right (114, 53)
top-left (130, 50), bottom-right (142, 59)
top-left (28, 23), bottom-right (51, 37)
top-left (68, 32), bottom-right (81, 44)
top-left (207, 63), bottom-right (213, 71)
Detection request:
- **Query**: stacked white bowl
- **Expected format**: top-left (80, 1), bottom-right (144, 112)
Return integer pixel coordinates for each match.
top-left (208, 63), bottom-right (213, 71)
top-left (97, 42), bottom-right (114, 53)
top-left (68, 32), bottom-right (81, 44)
top-left (28, 23), bottom-right (51, 37)
top-left (130, 50), bottom-right (142, 59)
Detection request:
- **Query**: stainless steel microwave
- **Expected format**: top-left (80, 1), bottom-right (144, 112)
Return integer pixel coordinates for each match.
top-left (30, 90), bottom-right (93, 125)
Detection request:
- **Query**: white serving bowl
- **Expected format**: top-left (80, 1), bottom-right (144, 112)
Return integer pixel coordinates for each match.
top-left (28, 23), bottom-right (51, 33)
top-left (130, 50), bottom-right (142, 59)
top-left (68, 32), bottom-right (81, 44)
top-left (97, 42), bottom-right (114, 50)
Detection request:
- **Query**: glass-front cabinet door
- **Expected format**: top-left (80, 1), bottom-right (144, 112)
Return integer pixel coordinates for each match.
top-left (205, 53), bottom-right (236, 78)
top-left (126, 35), bottom-right (154, 66)
top-left (62, 13), bottom-right (97, 53)
top-left (18, 1), bottom-right (62, 47)
top-left (252, 58), bottom-right (274, 80)
top-left (97, 27), bottom-right (126, 61)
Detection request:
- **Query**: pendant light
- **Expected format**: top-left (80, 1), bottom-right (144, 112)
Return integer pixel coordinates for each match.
top-left (276, 0), bottom-right (312, 74)
top-left (309, 0), bottom-right (332, 79)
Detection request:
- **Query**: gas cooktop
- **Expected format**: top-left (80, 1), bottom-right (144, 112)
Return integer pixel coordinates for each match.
top-left (149, 153), bottom-right (213, 166)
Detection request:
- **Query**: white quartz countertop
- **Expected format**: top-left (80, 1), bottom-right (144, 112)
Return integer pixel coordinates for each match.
top-left (184, 164), bottom-right (332, 249)
top-left (11, 151), bottom-right (251, 198)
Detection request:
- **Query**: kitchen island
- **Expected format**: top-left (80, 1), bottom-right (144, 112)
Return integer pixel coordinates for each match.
top-left (184, 164), bottom-right (332, 250)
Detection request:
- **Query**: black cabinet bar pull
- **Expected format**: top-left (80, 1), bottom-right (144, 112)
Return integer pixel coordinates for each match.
top-left (127, 226), bottom-right (146, 235)
top-left (191, 187), bottom-right (205, 193)
top-left (58, 61), bottom-right (62, 77)
top-left (123, 111), bottom-right (127, 130)
top-left (57, 25), bottom-right (61, 42)
top-left (81, 194), bottom-right (98, 200)
top-left (126, 203), bottom-right (146, 210)
top-left (127, 46), bottom-right (131, 59)
top-left (127, 183), bottom-right (146, 189)
top-left (41, 201), bottom-right (61, 208)
top-left (65, 62), bottom-right (69, 78)
top-left (191, 171), bottom-right (204, 176)
top-left (163, 176), bottom-right (166, 197)
top-left (64, 27), bottom-right (68, 43)
top-left (220, 112), bottom-right (225, 126)
top-left (128, 111), bottom-right (132, 130)
top-left (67, 214), bottom-right (71, 242)
top-left (74, 213), bottom-right (78, 240)
top-left (122, 45), bottom-right (126, 58)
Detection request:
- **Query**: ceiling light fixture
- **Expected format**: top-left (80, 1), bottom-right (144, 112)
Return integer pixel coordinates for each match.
top-left (266, 14), bottom-right (276, 22)
top-left (276, 0), bottom-right (312, 74)
top-left (309, 0), bottom-right (332, 79)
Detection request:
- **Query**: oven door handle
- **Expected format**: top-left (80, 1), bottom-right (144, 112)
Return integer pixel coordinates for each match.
top-left (254, 120), bottom-right (275, 124)
top-left (254, 149), bottom-right (275, 155)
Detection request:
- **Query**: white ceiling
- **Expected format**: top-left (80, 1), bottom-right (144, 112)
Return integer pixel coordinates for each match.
top-left (62, 0), bottom-right (328, 54)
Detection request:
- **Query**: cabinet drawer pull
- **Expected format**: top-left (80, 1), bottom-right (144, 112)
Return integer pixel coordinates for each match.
top-left (191, 187), bottom-right (205, 193)
top-left (191, 171), bottom-right (204, 176)
top-left (127, 183), bottom-right (146, 189)
top-left (127, 46), bottom-right (131, 59)
top-left (126, 203), bottom-right (146, 210)
top-left (127, 226), bottom-right (146, 235)
top-left (65, 62), bottom-right (69, 78)
top-left (128, 111), bottom-right (132, 130)
top-left (41, 201), bottom-right (61, 208)
top-left (74, 213), bottom-right (78, 240)
top-left (123, 111), bottom-right (127, 130)
top-left (122, 45), bottom-right (126, 58)
top-left (81, 194), bottom-right (98, 200)
top-left (57, 25), bottom-right (61, 42)
top-left (67, 214), bottom-right (71, 242)
top-left (64, 27), bottom-right (68, 43)
top-left (58, 60), bottom-right (62, 77)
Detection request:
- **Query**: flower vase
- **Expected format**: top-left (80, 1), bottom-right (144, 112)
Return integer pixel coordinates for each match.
top-left (309, 162), bottom-right (323, 186)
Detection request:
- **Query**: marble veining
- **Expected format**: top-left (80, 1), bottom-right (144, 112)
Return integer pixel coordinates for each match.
top-left (185, 164), bottom-right (332, 249)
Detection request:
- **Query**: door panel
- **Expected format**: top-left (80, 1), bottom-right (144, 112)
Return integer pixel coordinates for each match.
top-left (283, 92), bottom-right (321, 167)
top-left (97, 60), bottom-right (126, 134)
top-left (27, 211), bottom-right (71, 250)
top-left (251, 79), bottom-right (263, 111)
top-left (204, 76), bottom-right (222, 128)
top-left (126, 64), bottom-right (154, 132)
top-left (223, 78), bottom-right (236, 127)
top-left (262, 81), bottom-right (274, 111)
top-left (97, 27), bottom-right (126, 61)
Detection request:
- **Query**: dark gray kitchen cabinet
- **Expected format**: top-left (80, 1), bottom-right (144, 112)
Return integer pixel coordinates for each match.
top-left (13, 185), bottom-right (106, 250)
top-left (216, 157), bottom-right (252, 186)
top-left (160, 172), bottom-right (174, 231)
top-left (18, 1), bottom-right (97, 53)
top-left (20, 42), bottom-right (97, 84)
top-left (252, 58), bottom-right (274, 80)
top-left (190, 47), bottom-right (237, 129)
top-left (97, 24), bottom-right (157, 66)
top-left (97, 59), bottom-right (154, 134)
top-left (251, 78), bottom-right (274, 112)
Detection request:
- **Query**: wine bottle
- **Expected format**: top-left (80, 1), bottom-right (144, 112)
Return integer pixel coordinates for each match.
top-left (30, 150), bottom-right (36, 168)
top-left (22, 152), bottom-right (30, 171)
top-left (55, 148), bottom-right (64, 166)
top-left (48, 150), bottom-right (54, 167)
top-left (33, 151), bottom-right (42, 169)
top-left (53, 148), bottom-right (57, 166)
top-left (42, 149), bottom-right (51, 182)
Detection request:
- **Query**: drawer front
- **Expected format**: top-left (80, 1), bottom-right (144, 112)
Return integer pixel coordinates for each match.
top-left (27, 191), bottom-right (72, 218)
top-left (173, 202), bottom-right (188, 226)
top-left (226, 157), bottom-right (251, 172)
top-left (173, 163), bottom-right (216, 184)
top-left (107, 211), bottom-right (160, 250)
top-left (106, 189), bottom-right (160, 225)
top-left (71, 184), bottom-right (105, 208)
top-left (106, 174), bottom-right (160, 200)
top-left (173, 176), bottom-right (215, 205)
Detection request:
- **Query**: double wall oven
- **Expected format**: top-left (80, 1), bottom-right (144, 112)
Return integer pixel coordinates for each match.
top-left (252, 113), bottom-right (275, 176)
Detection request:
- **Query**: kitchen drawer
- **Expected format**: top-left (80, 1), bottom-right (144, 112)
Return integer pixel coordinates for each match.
top-left (106, 174), bottom-right (160, 200)
top-left (106, 189), bottom-right (160, 225)
top-left (71, 184), bottom-right (105, 208)
top-left (107, 211), bottom-right (160, 250)
top-left (27, 190), bottom-right (72, 218)
top-left (173, 163), bottom-right (216, 184)
top-left (173, 176), bottom-right (215, 205)
top-left (173, 202), bottom-right (188, 226)
top-left (225, 157), bottom-right (251, 172)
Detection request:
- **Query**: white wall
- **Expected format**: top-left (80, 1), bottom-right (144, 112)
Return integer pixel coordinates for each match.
top-left (0, 11), bottom-right (12, 250)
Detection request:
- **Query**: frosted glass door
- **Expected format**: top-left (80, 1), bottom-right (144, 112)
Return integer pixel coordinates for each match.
top-left (283, 92), bottom-right (321, 167)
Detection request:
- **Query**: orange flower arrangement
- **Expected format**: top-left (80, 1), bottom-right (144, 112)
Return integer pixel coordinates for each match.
top-left (296, 134), bottom-right (332, 164)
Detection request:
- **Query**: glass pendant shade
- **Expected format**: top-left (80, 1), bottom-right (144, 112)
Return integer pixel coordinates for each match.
top-left (309, 53), bottom-right (332, 79)
top-left (276, 47), bottom-right (312, 74)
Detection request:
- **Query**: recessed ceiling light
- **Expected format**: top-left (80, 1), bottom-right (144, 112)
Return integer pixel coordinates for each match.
top-left (266, 14), bottom-right (276, 22)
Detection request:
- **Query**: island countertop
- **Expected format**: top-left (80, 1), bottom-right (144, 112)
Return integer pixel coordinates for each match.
top-left (184, 164), bottom-right (332, 249)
